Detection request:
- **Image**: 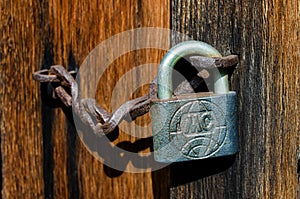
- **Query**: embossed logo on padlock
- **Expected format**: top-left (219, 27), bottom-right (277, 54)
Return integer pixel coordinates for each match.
top-left (150, 41), bottom-right (238, 163)
top-left (170, 100), bottom-right (227, 159)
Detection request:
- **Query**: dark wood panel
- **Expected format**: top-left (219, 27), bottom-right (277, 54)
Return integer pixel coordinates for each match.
top-left (171, 0), bottom-right (299, 198)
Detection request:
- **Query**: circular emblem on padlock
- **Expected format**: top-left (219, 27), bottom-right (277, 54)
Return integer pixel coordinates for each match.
top-left (169, 100), bottom-right (227, 159)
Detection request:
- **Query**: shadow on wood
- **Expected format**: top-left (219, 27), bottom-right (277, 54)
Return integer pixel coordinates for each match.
top-left (103, 137), bottom-right (153, 178)
top-left (170, 154), bottom-right (236, 187)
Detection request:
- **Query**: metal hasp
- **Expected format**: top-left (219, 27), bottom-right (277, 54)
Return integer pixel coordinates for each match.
top-left (150, 41), bottom-right (238, 163)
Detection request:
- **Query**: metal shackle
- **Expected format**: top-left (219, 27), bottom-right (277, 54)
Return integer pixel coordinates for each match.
top-left (157, 41), bottom-right (229, 99)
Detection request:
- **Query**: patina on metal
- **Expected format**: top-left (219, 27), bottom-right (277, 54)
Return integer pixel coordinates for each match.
top-left (150, 41), bottom-right (238, 163)
top-left (33, 53), bottom-right (238, 142)
top-left (157, 41), bottom-right (228, 99)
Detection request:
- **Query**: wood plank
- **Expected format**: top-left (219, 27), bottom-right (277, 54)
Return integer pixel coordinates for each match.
top-left (1, 0), bottom-right (170, 198)
top-left (71, 1), bottom-right (170, 198)
top-left (171, 0), bottom-right (299, 198)
top-left (0, 0), bottom-right (45, 197)
top-left (48, 0), bottom-right (170, 198)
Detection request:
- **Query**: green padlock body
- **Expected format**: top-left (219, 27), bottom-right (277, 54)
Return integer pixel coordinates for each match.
top-left (150, 91), bottom-right (238, 163)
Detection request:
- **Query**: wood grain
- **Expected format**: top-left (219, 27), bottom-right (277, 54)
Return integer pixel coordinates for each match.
top-left (1, 0), bottom-right (169, 198)
top-left (1, 0), bottom-right (299, 198)
top-left (171, 0), bottom-right (299, 198)
top-left (0, 0), bottom-right (45, 197)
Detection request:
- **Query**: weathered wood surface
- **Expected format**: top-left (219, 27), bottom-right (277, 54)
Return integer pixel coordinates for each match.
top-left (1, 1), bottom-right (45, 198)
top-left (1, 0), bottom-right (300, 198)
top-left (171, 0), bottom-right (300, 198)
top-left (0, 0), bottom-right (169, 198)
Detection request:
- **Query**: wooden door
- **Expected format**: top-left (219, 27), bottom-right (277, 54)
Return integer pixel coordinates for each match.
top-left (1, 0), bottom-right (299, 198)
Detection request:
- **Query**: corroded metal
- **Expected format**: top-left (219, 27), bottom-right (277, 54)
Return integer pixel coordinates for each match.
top-left (157, 40), bottom-right (227, 99)
top-left (33, 53), bottom-right (238, 140)
top-left (151, 41), bottom-right (238, 163)
top-left (151, 92), bottom-right (238, 162)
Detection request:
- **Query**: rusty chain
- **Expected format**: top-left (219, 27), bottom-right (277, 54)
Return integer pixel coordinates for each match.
top-left (33, 55), bottom-right (238, 137)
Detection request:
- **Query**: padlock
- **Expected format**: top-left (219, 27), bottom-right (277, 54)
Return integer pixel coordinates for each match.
top-left (150, 41), bottom-right (238, 163)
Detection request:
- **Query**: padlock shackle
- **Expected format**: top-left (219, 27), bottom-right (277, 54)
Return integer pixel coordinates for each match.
top-left (157, 41), bottom-right (229, 99)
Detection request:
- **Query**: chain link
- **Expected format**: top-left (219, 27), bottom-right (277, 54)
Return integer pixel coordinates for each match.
top-left (33, 55), bottom-right (238, 136)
